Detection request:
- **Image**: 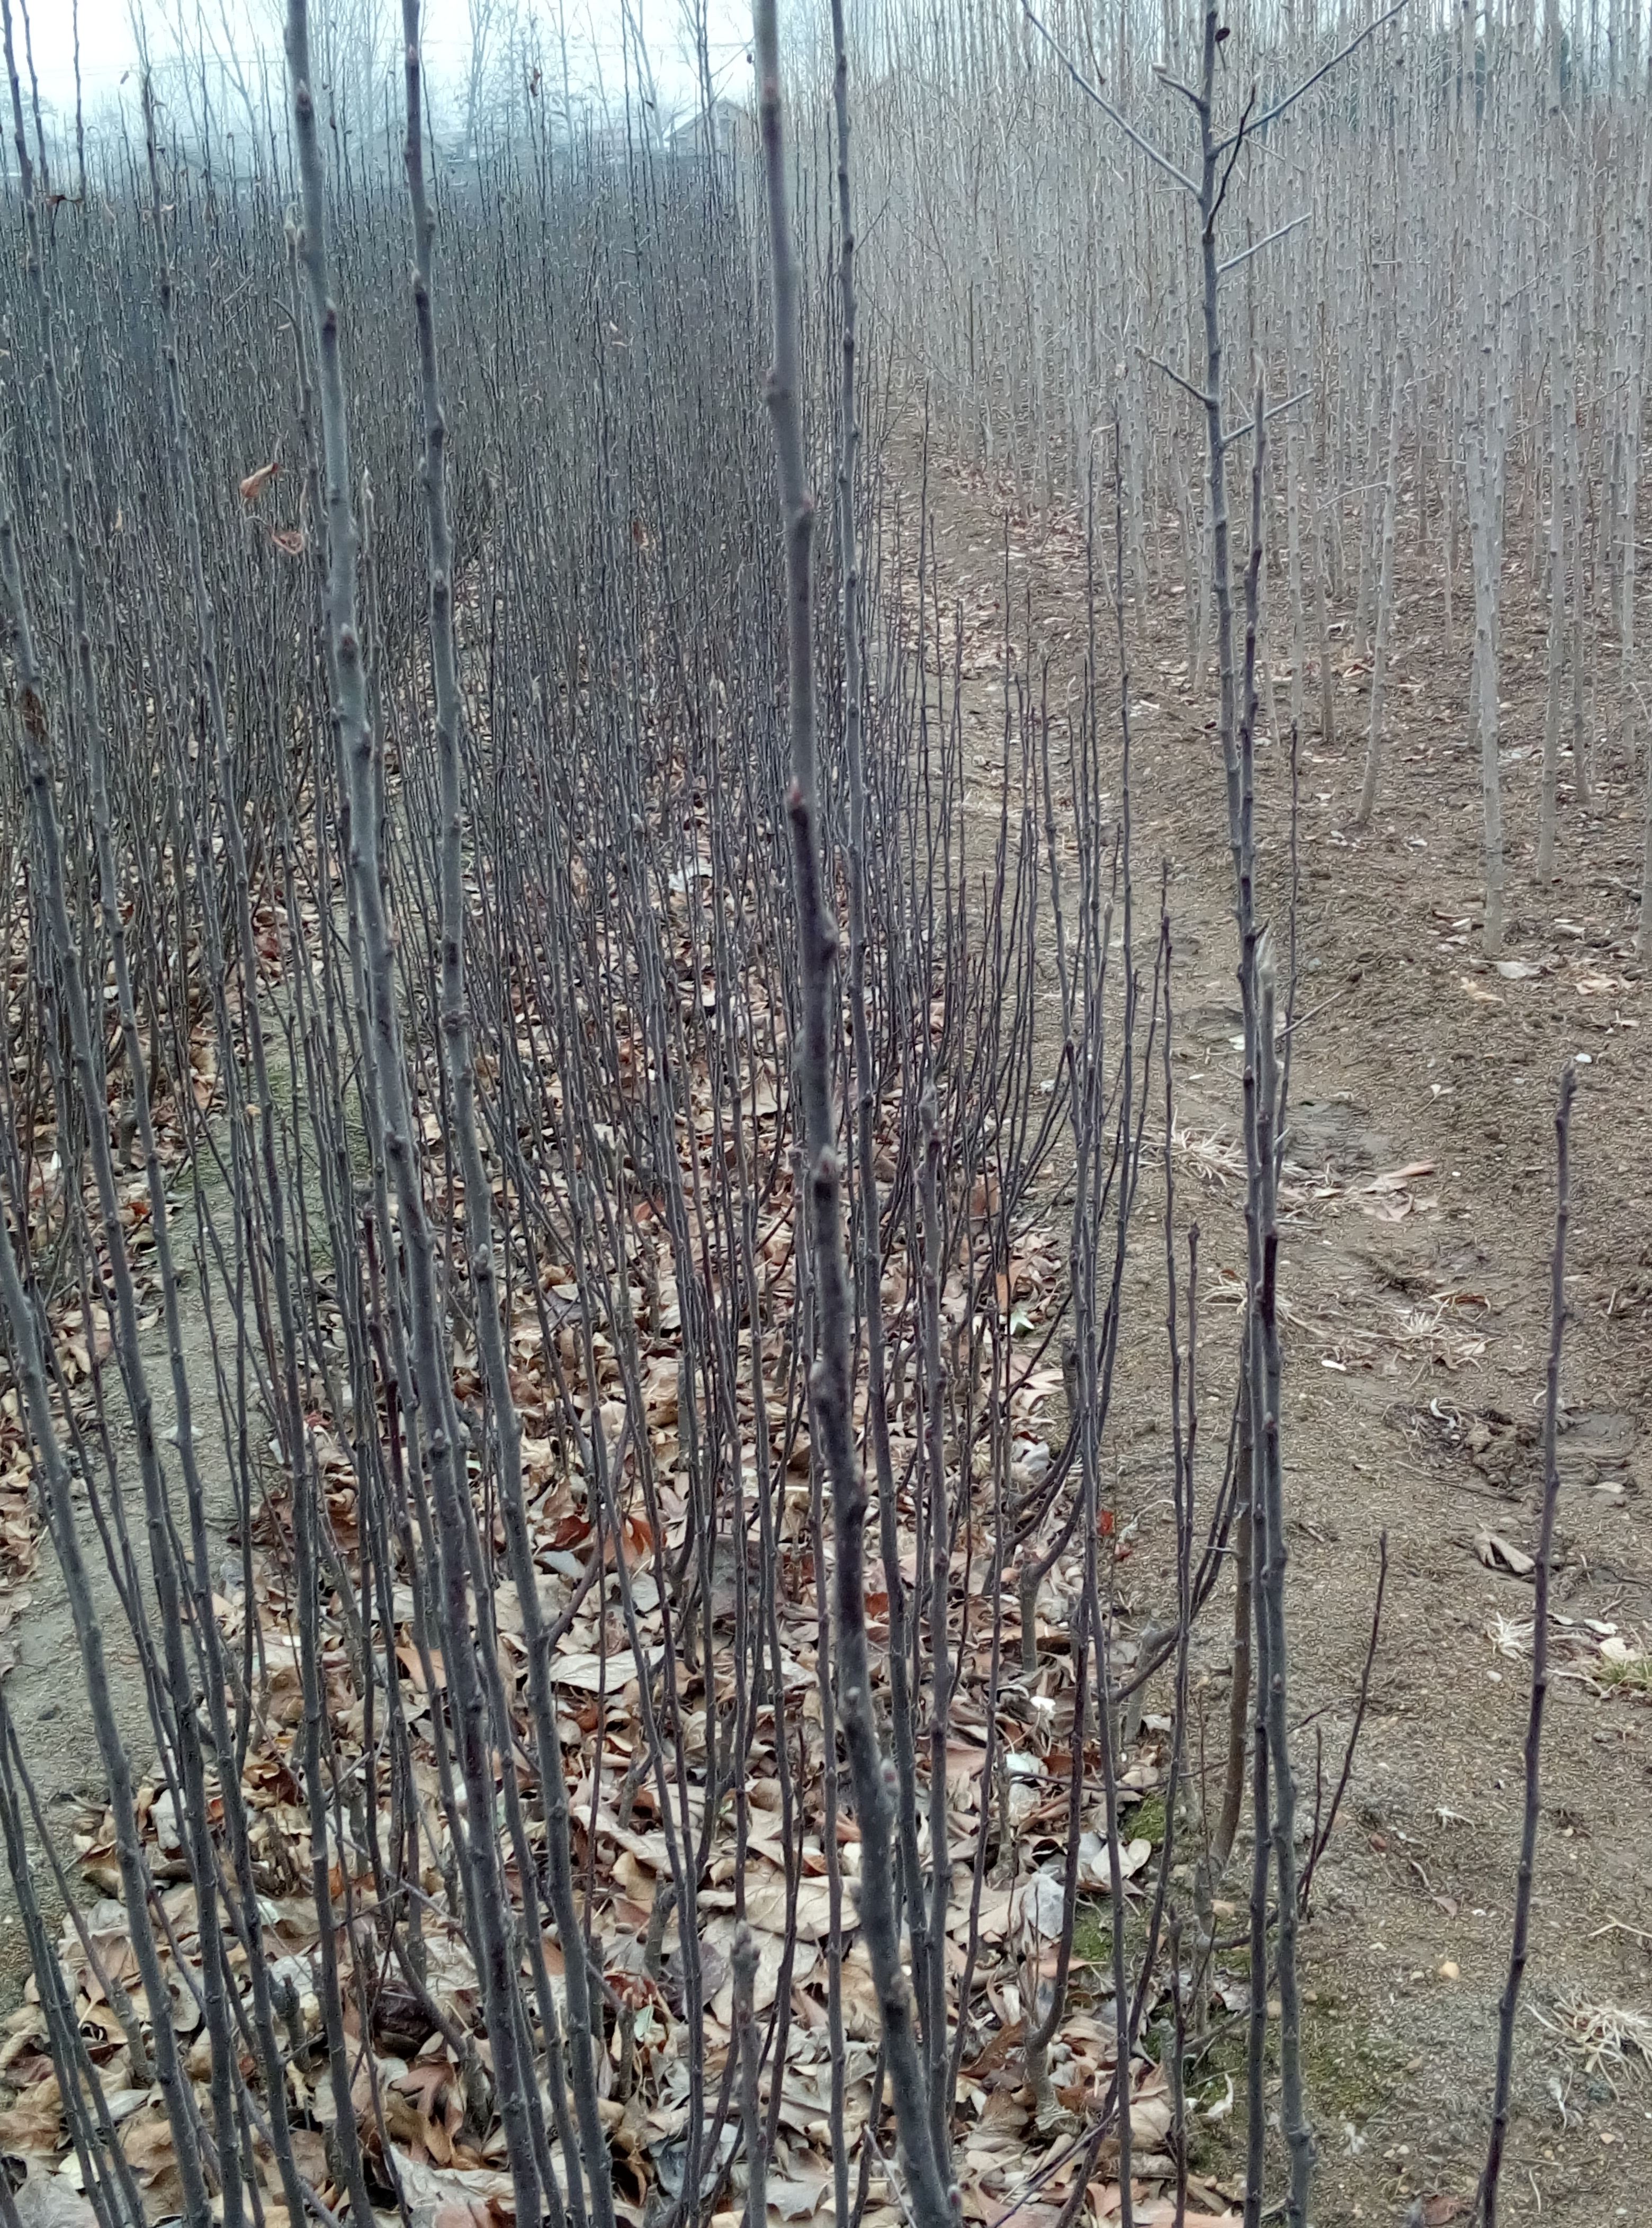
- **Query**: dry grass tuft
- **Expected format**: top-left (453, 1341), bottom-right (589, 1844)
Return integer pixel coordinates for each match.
top-left (1533, 1994), bottom-right (1652, 2093)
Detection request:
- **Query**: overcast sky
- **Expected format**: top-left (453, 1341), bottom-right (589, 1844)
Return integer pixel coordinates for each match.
top-left (15, 1), bottom-right (756, 137)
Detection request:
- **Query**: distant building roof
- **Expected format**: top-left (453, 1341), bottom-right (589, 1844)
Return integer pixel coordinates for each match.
top-left (665, 97), bottom-right (748, 155)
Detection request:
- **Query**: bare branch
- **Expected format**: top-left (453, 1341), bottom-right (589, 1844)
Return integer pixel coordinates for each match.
top-left (1218, 210), bottom-right (1309, 274)
top-left (1143, 352), bottom-right (1215, 410)
top-left (1225, 387), bottom-right (1314, 446)
top-left (1021, 1), bottom-right (1200, 198)
top-left (1214, 0), bottom-right (1412, 154)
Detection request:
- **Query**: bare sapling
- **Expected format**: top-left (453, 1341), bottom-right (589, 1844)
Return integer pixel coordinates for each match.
top-left (1640, 709), bottom-right (1652, 959)
top-left (750, 5), bottom-right (951, 2222)
top-left (1355, 353), bottom-right (1403, 827)
top-left (398, 9), bottom-right (613, 2221)
top-left (137, 74), bottom-right (373, 2228)
top-left (1476, 1067), bottom-right (1577, 2228)
top-left (1235, 405), bottom-right (1313, 2228)
top-left (825, 0), bottom-right (924, 2086)
top-left (0, 22), bottom-right (266, 2222)
top-left (284, 7), bottom-right (549, 2223)
top-left (1019, 444), bottom-right (1145, 2173)
top-left (1537, 9), bottom-right (1568, 885)
top-left (1014, 11), bottom-right (1416, 2214)
top-left (1464, 193), bottom-right (1512, 956)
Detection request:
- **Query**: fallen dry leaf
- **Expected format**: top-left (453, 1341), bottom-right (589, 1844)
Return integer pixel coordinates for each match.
top-left (0, 2073), bottom-right (64, 2155)
top-left (1416, 2197), bottom-right (1474, 2227)
top-left (1366, 1161), bottom-right (1437, 1193)
top-left (8, 2167), bottom-right (97, 2228)
top-left (1474, 1528), bottom-right (1535, 1579)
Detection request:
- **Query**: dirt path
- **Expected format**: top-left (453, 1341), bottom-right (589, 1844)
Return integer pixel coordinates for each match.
top-left (0, 1293), bottom-right (242, 1997)
top-left (923, 447), bottom-right (1652, 2221)
top-left (0, 1027), bottom-right (324, 2000)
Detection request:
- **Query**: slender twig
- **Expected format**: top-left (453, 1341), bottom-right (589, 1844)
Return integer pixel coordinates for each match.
top-left (1144, 352), bottom-right (1217, 410)
top-left (733, 1924), bottom-right (768, 2228)
top-left (1218, 212), bottom-right (1310, 274)
top-left (1299, 1533), bottom-right (1388, 1917)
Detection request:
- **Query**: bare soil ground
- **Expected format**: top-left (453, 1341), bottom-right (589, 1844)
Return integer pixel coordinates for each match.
top-left (0, 1287), bottom-right (241, 2004)
top-left (924, 444), bottom-right (1652, 2224)
top-left (0, 1057), bottom-right (291, 1999)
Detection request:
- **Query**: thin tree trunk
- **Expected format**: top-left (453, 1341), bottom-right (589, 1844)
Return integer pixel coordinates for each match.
top-left (1477, 1070), bottom-right (1576, 2227)
top-left (751, 8), bottom-right (951, 2222)
top-left (1355, 359), bottom-right (1403, 825)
